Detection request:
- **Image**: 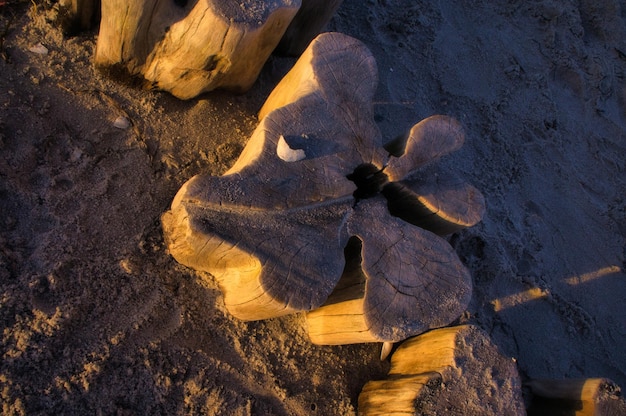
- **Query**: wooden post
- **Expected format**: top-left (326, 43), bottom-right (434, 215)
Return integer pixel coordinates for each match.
top-left (358, 325), bottom-right (526, 415)
top-left (95, 0), bottom-right (301, 99)
top-left (162, 33), bottom-right (382, 320)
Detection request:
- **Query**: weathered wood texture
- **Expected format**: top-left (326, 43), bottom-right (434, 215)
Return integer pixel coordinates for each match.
top-left (358, 372), bottom-right (443, 416)
top-left (95, 0), bottom-right (301, 99)
top-left (306, 198), bottom-right (472, 344)
top-left (384, 166), bottom-right (486, 236)
top-left (274, 0), bottom-right (344, 56)
top-left (528, 378), bottom-right (626, 416)
top-left (358, 325), bottom-right (526, 415)
top-left (162, 33), bottom-right (483, 342)
top-left (162, 33), bottom-right (381, 320)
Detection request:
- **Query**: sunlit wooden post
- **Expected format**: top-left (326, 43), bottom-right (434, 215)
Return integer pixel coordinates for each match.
top-left (94, 0), bottom-right (301, 99)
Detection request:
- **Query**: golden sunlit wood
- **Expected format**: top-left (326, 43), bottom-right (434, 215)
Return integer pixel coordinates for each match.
top-left (358, 325), bottom-right (525, 415)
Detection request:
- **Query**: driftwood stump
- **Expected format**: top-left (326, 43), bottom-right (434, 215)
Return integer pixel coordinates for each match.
top-left (528, 378), bottom-right (626, 416)
top-left (95, 0), bottom-right (300, 99)
top-left (162, 33), bottom-right (483, 344)
top-left (358, 325), bottom-right (526, 415)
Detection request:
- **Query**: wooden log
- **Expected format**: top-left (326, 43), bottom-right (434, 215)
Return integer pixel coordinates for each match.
top-left (358, 325), bottom-right (526, 416)
top-left (162, 33), bottom-right (383, 320)
top-left (358, 373), bottom-right (443, 416)
top-left (528, 378), bottom-right (626, 416)
top-left (274, 0), bottom-right (344, 56)
top-left (163, 33), bottom-right (483, 335)
top-left (95, 0), bottom-right (301, 99)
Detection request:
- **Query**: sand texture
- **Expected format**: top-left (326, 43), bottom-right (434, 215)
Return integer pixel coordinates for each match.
top-left (1, 0), bottom-right (625, 414)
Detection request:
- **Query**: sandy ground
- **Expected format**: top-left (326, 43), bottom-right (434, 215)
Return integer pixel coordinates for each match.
top-left (1, 0), bottom-right (625, 414)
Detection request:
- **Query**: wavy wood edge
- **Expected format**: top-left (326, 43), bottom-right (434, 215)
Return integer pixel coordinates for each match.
top-left (274, 0), bottom-right (344, 56)
top-left (305, 198), bottom-right (473, 345)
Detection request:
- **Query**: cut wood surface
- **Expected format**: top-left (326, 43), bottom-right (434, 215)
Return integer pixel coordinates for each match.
top-left (163, 33), bottom-right (484, 341)
top-left (358, 372), bottom-right (443, 416)
top-left (528, 378), bottom-right (626, 416)
top-left (358, 325), bottom-right (526, 415)
top-left (306, 197), bottom-right (472, 344)
top-left (95, 0), bottom-right (300, 99)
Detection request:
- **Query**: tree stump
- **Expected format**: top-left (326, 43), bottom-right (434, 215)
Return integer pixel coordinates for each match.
top-left (162, 33), bottom-right (483, 343)
top-left (528, 378), bottom-right (626, 416)
top-left (274, 0), bottom-right (344, 56)
top-left (95, 0), bottom-right (301, 99)
top-left (358, 325), bottom-right (526, 415)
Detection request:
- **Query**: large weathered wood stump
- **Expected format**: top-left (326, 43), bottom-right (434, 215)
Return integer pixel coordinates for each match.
top-left (358, 325), bottom-right (526, 415)
top-left (162, 33), bottom-right (484, 344)
top-left (528, 378), bottom-right (626, 416)
top-left (95, 0), bottom-right (301, 99)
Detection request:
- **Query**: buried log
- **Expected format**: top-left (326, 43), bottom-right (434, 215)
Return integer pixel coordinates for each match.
top-left (162, 33), bottom-right (484, 342)
top-left (527, 378), bottom-right (626, 416)
top-left (95, 0), bottom-right (300, 99)
top-left (358, 325), bottom-right (526, 415)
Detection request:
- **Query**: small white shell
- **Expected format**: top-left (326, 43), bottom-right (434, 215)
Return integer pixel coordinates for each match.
top-left (113, 116), bottom-right (131, 130)
top-left (380, 341), bottom-right (394, 360)
top-left (277, 135), bottom-right (306, 162)
top-left (28, 43), bottom-right (49, 55)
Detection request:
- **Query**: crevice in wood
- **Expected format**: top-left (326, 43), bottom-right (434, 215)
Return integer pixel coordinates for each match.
top-left (320, 236), bottom-right (365, 306)
top-left (347, 163), bottom-right (389, 202)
